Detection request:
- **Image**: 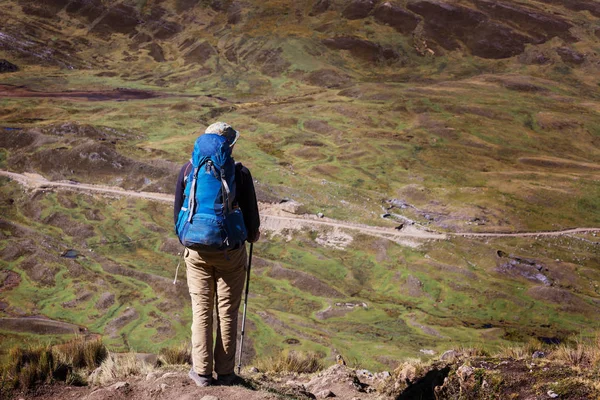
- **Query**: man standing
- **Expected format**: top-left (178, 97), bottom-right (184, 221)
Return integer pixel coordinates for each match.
top-left (174, 122), bottom-right (260, 386)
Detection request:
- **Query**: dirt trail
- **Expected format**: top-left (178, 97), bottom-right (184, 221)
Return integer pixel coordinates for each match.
top-left (2, 170), bottom-right (599, 242)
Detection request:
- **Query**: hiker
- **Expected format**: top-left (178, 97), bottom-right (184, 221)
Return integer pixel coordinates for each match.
top-left (173, 122), bottom-right (260, 386)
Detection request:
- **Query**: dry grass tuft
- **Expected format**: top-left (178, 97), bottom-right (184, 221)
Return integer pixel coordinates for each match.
top-left (1, 337), bottom-right (107, 392)
top-left (54, 337), bottom-right (108, 370)
top-left (458, 346), bottom-right (489, 358)
top-left (91, 353), bottom-right (154, 386)
top-left (6, 344), bottom-right (55, 389)
top-left (254, 350), bottom-right (324, 374)
top-left (496, 338), bottom-right (543, 360)
top-left (158, 342), bottom-right (191, 366)
top-left (551, 341), bottom-right (587, 366)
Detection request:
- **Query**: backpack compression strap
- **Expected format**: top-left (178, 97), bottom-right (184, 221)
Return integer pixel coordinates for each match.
top-left (187, 156), bottom-right (211, 222)
top-left (187, 165), bottom-right (200, 223)
top-left (220, 168), bottom-right (233, 214)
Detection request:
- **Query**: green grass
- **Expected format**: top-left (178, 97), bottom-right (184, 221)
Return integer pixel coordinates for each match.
top-left (1, 0), bottom-right (600, 372)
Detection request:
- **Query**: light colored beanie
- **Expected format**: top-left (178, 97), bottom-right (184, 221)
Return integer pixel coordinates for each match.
top-left (205, 121), bottom-right (239, 147)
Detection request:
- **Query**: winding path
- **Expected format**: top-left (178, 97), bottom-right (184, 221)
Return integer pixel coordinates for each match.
top-left (1, 170), bottom-right (599, 242)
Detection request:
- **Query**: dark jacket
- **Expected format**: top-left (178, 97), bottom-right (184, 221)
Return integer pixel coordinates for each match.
top-left (174, 161), bottom-right (260, 243)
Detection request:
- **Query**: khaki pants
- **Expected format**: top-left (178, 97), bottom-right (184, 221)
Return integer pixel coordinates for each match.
top-left (185, 246), bottom-right (247, 376)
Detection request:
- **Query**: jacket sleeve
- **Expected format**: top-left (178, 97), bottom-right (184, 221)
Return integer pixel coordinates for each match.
top-left (235, 163), bottom-right (260, 242)
top-left (173, 162), bottom-right (191, 231)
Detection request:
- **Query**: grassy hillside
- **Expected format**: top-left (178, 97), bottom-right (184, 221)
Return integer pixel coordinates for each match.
top-left (0, 0), bottom-right (599, 371)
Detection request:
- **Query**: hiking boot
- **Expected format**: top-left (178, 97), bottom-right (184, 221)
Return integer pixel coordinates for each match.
top-left (216, 373), bottom-right (238, 386)
top-left (188, 369), bottom-right (212, 387)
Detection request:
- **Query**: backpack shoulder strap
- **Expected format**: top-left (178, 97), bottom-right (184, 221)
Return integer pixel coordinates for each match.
top-left (182, 160), bottom-right (193, 185)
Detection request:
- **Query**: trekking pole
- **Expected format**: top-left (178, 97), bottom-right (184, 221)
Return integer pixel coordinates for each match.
top-left (237, 242), bottom-right (253, 375)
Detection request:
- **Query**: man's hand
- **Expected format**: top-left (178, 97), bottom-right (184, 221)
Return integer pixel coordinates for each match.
top-left (249, 230), bottom-right (260, 243)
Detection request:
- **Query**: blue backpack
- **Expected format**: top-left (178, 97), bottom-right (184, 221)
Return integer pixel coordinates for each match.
top-left (175, 134), bottom-right (247, 250)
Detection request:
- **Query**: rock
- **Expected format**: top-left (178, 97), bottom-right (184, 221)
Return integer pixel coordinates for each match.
top-left (306, 364), bottom-right (363, 394)
top-left (306, 69), bottom-right (351, 89)
top-left (317, 212), bottom-right (324, 218)
top-left (342, 0), bottom-right (375, 19)
top-left (96, 292), bottom-right (115, 309)
top-left (148, 43), bottom-right (166, 62)
top-left (160, 383), bottom-right (168, 391)
top-left (440, 350), bottom-right (459, 361)
top-left (146, 372), bottom-right (159, 381)
top-left (547, 390), bottom-right (559, 398)
top-left (474, 0), bottom-right (574, 43)
top-left (397, 363), bottom-right (418, 383)
top-left (457, 365), bottom-right (474, 382)
top-left (532, 351), bottom-right (546, 359)
top-left (315, 389), bottom-right (336, 398)
top-left (309, 0), bottom-right (331, 16)
top-left (388, 199), bottom-right (409, 209)
top-left (356, 369), bottom-right (373, 379)
top-left (0, 60), bottom-right (19, 73)
top-left (556, 47), bottom-right (585, 65)
top-left (375, 371), bottom-right (391, 380)
top-left (111, 381), bottom-right (129, 391)
top-left (407, 0), bottom-right (531, 59)
top-left (373, 2), bottom-right (420, 34)
top-left (420, 349), bottom-right (436, 355)
top-left (249, 367), bottom-right (259, 373)
top-left (322, 36), bottom-right (399, 62)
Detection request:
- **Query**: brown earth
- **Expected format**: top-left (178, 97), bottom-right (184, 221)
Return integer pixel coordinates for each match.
top-left (0, 85), bottom-right (163, 101)
top-left (9, 352), bottom-right (600, 400)
top-left (266, 265), bottom-right (343, 298)
top-left (0, 269), bottom-right (21, 292)
top-left (0, 317), bottom-right (85, 335)
top-left (105, 307), bottom-right (140, 338)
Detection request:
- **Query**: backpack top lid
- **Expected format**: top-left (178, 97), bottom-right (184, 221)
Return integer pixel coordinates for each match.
top-left (191, 133), bottom-right (232, 167)
top-left (204, 121), bottom-right (239, 147)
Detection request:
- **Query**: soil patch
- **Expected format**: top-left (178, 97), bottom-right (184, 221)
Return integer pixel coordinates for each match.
top-left (267, 265), bottom-right (343, 298)
top-left (19, 254), bottom-right (59, 286)
top-left (0, 59), bottom-right (19, 73)
top-left (96, 292), bottom-right (116, 309)
top-left (44, 212), bottom-right (96, 239)
top-left (305, 69), bottom-right (351, 88)
top-left (315, 305), bottom-right (353, 320)
top-left (323, 36), bottom-right (399, 62)
top-left (527, 286), bottom-right (599, 314)
top-left (518, 157), bottom-right (600, 171)
top-left (0, 85), bottom-right (183, 101)
top-left (342, 0), bottom-right (375, 20)
top-left (0, 269), bottom-right (21, 292)
top-left (105, 307), bottom-right (140, 338)
top-left (0, 317), bottom-right (85, 334)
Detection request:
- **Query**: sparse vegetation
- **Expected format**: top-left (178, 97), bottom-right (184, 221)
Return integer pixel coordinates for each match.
top-left (0, 0), bottom-right (599, 392)
top-left (158, 342), bottom-right (191, 366)
top-left (0, 337), bottom-right (106, 393)
top-left (90, 352), bottom-right (154, 386)
top-left (254, 350), bottom-right (324, 374)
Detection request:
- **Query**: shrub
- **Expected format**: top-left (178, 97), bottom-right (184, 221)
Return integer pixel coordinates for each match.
top-left (552, 341), bottom-right (587, 366)
top-left (54, 337), bottom-right (108, 370)
top-left (5, 344), bottom-right (55, 389)
top-left (1, 337), bottom-right (108, 392)
top-left (496, 338), bottom-right (544, 360)
top-left (159, 343), bottom-right (192, 366)
top-left (254, 350), bottom-right (324, 374)
top-left (90, 352), bottom-right (154, 386)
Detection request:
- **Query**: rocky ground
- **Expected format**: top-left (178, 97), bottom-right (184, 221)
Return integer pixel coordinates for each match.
top-left (7, 350), bottom-right (600, 400)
